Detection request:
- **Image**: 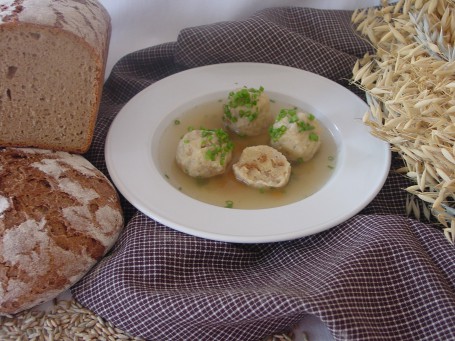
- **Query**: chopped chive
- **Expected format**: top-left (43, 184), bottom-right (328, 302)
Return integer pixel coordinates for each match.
top-left (269, 125), bottom-right (287, 142)
top-left (223, 86), bottom-right (265, 123)
top-left (225, 200), bottom-right (234, 208)
top-left (309, 132), bottom-right (319, 141)
top-left (270, 109), bottom-right (318, 142)
top-left (195, 128), bottom-right (234, 166)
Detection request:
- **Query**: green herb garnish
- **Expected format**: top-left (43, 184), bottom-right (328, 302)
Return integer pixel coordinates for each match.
top-left (223, 86), bottom-right (265, 123)
top-left (309, 132), bottom-right (319, 141)
top-left (269, 108), bottom-right (319, 142)
top-left (200, 128), bottom-right (234, 166)
top-left (269, 125), bottom-right (287, 142)
top-left (225, 200), bottom-right (234, 208)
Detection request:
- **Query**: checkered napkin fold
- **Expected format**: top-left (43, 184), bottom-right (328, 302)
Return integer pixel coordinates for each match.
top-left (71, 7), bottom-right (455, 341)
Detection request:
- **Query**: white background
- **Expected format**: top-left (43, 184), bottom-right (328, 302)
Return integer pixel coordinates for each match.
top-left (67, 1), bottom-right (386, 340)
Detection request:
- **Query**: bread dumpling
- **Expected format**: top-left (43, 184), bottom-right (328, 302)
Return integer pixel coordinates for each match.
top-left (269, 109), bottom-right (321, 162)
top-left (233, 145), bottom-right (291, 189)
top-left (176, 128), bottom-right (234, 178)
top-left (223, 86), bottom-right (272, 136)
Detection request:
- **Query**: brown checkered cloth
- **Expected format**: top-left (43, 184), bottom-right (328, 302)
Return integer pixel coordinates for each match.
top-left (71, 7), bottom-right (455, 341)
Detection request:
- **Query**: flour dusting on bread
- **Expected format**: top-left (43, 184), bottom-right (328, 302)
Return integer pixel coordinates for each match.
top-left (0, 196), bottom-right (9, 217)
top-left (0, 147), bottom-right (123, 315)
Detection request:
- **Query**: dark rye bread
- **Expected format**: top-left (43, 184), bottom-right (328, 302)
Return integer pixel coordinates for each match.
top-left (0, 148), bottom-right (123, 315)
top-left (0, 0), bottom-right (111, 153)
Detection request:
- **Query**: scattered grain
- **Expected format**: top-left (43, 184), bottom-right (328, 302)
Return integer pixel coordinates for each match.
top-left (0, 300), bottom-right (146, 341)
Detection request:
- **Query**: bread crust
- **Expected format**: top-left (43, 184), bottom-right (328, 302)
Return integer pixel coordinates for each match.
top-left (0, 0), bottom-right (111, 153)
top-left (0, 0), bottom-right (111, 53)
top-left (0, 148), bottom-right (123, 315)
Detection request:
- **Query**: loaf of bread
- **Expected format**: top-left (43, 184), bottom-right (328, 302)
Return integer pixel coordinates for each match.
top-left (0, 0), bottom-right (111, 154)
top-left (0, 148), bottom-right (123, 315)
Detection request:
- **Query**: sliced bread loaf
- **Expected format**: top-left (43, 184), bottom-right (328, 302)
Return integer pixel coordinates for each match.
top-left (0, 0), bottom-right (111, 153)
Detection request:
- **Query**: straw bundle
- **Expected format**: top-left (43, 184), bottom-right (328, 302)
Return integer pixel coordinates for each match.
top-left (351, 0), bottom-right (455, 243)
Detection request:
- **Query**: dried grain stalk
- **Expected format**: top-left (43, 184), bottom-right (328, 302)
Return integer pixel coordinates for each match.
top-left (351, 0), bottom-right (455, 243)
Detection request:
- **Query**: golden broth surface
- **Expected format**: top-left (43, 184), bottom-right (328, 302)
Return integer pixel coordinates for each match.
top-left (159, 99), bottom-right (337, 209)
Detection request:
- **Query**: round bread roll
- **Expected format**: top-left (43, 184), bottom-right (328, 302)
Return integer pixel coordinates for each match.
top-left (0, 148), bottom-right (123, 315)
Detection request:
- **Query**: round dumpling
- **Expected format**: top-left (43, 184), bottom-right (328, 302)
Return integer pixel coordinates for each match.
top-left (233, 145), bottom-right (291, 189)
top-left (269, 109), bottom-right (321, 162)
top-left (223, 86), bottom-right (272, 136)
top-left (176, 128), bottom-right (234, 178)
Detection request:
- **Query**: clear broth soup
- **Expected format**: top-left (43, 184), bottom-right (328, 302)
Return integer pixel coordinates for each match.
top-left (159, 98), bottom-right (337, 209)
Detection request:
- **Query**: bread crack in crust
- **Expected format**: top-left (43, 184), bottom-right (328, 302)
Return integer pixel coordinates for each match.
top-left (0, 148), bottom-right (123, 315)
